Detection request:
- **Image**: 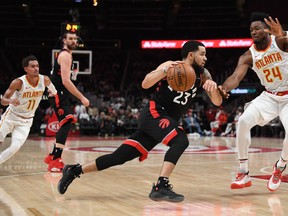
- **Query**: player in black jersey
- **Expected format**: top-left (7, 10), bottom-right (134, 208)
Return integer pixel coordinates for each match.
top-left (44, 32), bottom-right (90, 172)
top-left (57, 40), bottom-right (223, 202)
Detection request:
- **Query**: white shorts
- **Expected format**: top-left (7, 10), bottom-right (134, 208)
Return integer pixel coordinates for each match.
top-left (244, 91), bottom-right (288, 128)
top-left (0, 109), bottom-right (33, 142)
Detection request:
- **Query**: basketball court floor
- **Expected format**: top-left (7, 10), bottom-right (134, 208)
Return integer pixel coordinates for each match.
top-left (0, 135), bottom-right (287, 216)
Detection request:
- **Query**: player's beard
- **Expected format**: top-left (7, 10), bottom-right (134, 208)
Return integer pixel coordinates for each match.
top-left (192, 62), bottom-right (204, 75)
top-left (67, 43), bottom-right (77, 50)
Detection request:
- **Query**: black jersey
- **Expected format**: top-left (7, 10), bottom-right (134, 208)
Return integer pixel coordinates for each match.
top-left (50, 49), bottom-right (73, 95)
top-left (50, 49), bottom-right (74, 107)
top-left (152, 70), bottom-right (203, 121)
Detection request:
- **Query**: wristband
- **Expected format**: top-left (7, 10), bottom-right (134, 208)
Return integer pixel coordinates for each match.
top-left (47, 82), bottom-right (57, 95)
top-left (163, 66), bottom-right (168, 74)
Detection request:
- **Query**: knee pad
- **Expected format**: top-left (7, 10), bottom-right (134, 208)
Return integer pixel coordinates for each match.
top-left (164, 131), bottom-right (189, 164)
top-left (96, 144), bottom-right (141, 171)
top-left (169, 130), bottom-right (189, 149)
top-left (56, 120), bottom-right (72, 144)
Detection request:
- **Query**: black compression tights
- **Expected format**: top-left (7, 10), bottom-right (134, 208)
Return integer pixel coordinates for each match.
top-left (96, 144), bottom-right (142, 171)
top-left (164, 131), bottom-right (189, 164)
top-left (56, 119), bottom-right (72, 144)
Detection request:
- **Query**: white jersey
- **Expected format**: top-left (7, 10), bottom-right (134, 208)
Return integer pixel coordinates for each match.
top-left (250, 35), bottom-right (288, 92)
top-left (9, 74), bottom-right (45, 118)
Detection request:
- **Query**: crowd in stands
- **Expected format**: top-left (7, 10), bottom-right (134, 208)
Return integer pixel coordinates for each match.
top-left (33, 100), bottom-right (282, 139)
top-left (0, 47), bottom-right (284, 138)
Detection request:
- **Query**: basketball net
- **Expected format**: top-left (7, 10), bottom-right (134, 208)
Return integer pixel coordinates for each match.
top-left (71, 69), bottom-right (78, 81)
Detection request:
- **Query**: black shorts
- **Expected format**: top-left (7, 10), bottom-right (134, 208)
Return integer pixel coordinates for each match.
top-left (123, 100), bottom-right (183, 161)
top-left (49, 93), bottom-right (77, 127)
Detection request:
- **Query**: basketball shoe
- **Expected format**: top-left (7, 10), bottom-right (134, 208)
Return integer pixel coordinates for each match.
top-left (149, 182), bottom-right (184, 202)
top-left (267, 161), bottom-right (286, 192)
top-left (44, 154), bottom-right (53, 164)
top-left (231, 171), bottom-right (252, 189)
top-left (48, 158), bottom-right (65, 172)
top-left (58, 164), bottom-right (81, 194)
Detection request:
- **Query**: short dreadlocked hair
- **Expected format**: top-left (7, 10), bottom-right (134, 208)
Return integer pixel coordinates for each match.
top-left (250, 12), bottom-right (270, 28)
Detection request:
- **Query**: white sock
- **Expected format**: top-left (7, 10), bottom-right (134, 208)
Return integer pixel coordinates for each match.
top-left (277, 157), bottom-right (287, 168)
top-left (239, 159), bottom-right (248, 173)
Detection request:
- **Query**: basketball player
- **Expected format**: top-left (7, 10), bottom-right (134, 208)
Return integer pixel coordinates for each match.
top-left (218, 13), bottom-right (288, 191)
top-left (0, 55), bottom-right (57, 164)
top-left (57, 40), bottom-right (223, 202)
top-left (44, 31), bottom-right (90, 172)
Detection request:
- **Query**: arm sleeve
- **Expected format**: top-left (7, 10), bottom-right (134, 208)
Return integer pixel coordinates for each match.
top-left (47, 82), bottom-right (57, 95)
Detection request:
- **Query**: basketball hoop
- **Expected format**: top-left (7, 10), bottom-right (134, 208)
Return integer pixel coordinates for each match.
top-left (71, 69), bottom-right (78, 81)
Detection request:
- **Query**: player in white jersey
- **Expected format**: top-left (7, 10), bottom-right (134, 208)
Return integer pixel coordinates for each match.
top-left (218, 12), bottom-right (288, 191)
top-left (0, 55), bottom-right (57, 164)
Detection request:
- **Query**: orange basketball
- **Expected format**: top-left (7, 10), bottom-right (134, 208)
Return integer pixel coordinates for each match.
top-left (166, 63), bottom-right (196, 92)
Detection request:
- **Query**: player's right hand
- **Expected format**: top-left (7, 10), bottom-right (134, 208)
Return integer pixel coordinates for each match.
top-left (10, 98), bottom-right (20, 106)
top-left (81, 97), bottom-right (90, 107)
top-left (264, 16), bottom-right (285, 37)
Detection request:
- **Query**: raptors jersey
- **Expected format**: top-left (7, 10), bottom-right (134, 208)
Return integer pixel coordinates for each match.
top-left (250, 35), bottom-right (288, 92)
top-left (9, 75), bottom-right (45, 118)
top-left (152, 69), bottom-right (203, 121)
top-left (50, 49), bottom-right (73, 94)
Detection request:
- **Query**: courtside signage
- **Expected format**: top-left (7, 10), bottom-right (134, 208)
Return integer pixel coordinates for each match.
top-left (141, 39), bottom-right (253, 49)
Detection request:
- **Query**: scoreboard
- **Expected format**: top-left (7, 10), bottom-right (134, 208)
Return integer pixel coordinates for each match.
top-left (61, 22), bottom-right (80, 35)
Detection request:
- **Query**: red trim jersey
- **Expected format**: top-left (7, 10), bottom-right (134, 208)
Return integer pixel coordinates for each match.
top-left (152, 70), bottom-right (203, 121)
top-left (250, 34), bottom-right (288, 92)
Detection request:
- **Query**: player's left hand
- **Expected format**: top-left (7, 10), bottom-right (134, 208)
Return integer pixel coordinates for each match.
top-left (264, 16), bottom-right (285, 37)
top-left (10, 98), bottom-right (20, 106)
top-left (218, 86), bottom-right (229, 99)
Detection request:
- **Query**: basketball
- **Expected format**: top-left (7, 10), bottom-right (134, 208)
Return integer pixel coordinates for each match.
top-left (166, 63), bottom-right (196, 92)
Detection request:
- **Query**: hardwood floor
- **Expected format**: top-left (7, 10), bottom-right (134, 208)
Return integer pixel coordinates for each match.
top-left (0, 135), bottom-right (287, 216)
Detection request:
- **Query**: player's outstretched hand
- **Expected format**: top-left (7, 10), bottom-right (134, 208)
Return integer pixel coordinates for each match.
top-left (217, 86), bottom-right (229, 99)
top-left (81, 97), bottom-right (90, 107)
top-left (264, 16), bottom-right (285, 37)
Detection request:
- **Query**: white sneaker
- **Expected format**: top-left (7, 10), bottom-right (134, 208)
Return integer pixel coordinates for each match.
top-left (267, 161), bottom-right (286, 192)
top-left (204, 130), bottom-right (212, 136)
top-left (231, 171), bottom-right (252, 189)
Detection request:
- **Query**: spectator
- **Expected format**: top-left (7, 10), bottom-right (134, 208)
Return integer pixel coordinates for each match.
top-left (184, 109), bottom-right (204, 135)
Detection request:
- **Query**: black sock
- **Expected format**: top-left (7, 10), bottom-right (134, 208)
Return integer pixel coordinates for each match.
top-left (50, 143), bottom-right (56, 155)
top-left (74, 165), bottom-right (83, 175)
top-left (157, 176), bottom-right (169, 187)
top-left (53, 147), bottom-right (63, 159)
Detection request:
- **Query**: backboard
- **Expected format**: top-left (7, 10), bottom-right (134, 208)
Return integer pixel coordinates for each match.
top-left (51, 49), bottom-right (92, 74)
